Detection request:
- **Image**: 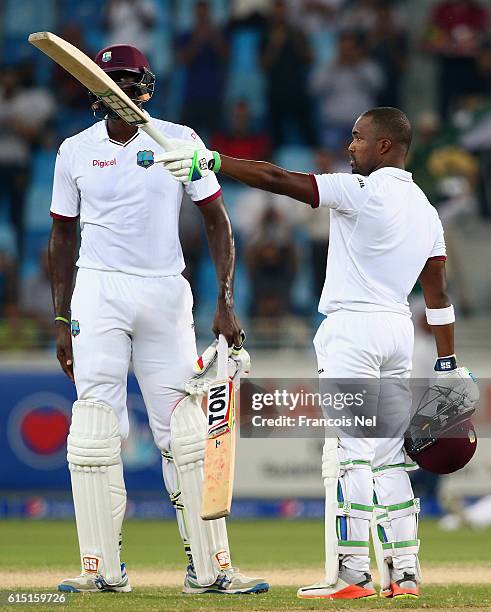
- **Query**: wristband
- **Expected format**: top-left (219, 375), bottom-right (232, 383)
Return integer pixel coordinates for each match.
top-left (434, 354), bottom-right (457, 371)
top-left (55, 316), bottom-right (70, 325)
top-left (425, 305), bottom-right (455, 325)
top-left (211, 151), bottom-right (221, 173)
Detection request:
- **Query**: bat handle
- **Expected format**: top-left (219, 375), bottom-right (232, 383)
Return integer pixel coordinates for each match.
top-left (140, 121), bottom-right (173, 151)
top-left (217, 334), bottom-right (228, 380)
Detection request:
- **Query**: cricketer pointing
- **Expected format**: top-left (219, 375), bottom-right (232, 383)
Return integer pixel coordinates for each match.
top-left (48, 43), bottom-right (268, 595)
top-left (158, 107), bottom-right (479, 599)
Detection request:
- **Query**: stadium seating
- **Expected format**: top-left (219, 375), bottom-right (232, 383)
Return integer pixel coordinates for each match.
top-left (0, 223), bottom-right (17, 259)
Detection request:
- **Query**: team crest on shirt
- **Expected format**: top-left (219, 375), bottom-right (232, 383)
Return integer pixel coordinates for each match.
top-left (71, 320), bottom-right (80, 338)
top-left (137, 150), bottom-right (155, 169)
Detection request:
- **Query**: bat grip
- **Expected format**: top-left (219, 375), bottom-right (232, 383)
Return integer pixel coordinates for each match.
top-left (140, 122), bottom-right (173, 151)
top-left (217, 334), bottom-right (228, 380)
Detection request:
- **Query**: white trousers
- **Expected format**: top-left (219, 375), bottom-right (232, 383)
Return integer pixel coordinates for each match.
top-left (71, 268), bottom-right (197, 451)
top-left (314, 311), bottom-right (418, 574)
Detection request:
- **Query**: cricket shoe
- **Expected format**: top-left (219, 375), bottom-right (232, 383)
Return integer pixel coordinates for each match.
top-left (297, 567), bottom-right (376, 600)
top-left (182, 565), bottom-right (269, 594)
top-left (380, 569), bottom-right (419, 599)
top-left (58, 562), bottom-right (131, 593)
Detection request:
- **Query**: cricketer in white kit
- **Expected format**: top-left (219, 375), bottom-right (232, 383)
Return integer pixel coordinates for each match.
top-left (157, 106), bottom-right (478, 599)
top-left (48, 43), bottom-right (268, 595)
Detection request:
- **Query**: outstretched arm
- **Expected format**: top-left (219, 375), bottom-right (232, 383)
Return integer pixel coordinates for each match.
top-left (218, 156), bottom-right (316, 205)
top-left (199, 196), bottom-right (242, 346)
top-left (157, 148), bottom-right (317, 206)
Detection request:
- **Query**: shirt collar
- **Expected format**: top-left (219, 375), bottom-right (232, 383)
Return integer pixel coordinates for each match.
top-left (371, 167), bottom-right (413, 182)
top-left (97, 120), bottom-right (141, 146)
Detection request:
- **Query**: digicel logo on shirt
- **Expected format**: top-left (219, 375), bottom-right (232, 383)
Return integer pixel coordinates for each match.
top-left (93, 158), bottom-right (117, 168)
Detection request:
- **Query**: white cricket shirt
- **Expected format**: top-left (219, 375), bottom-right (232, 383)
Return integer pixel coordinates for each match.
top-left (312, 167), bottom-right (446, 316)
top-left (50, 118), bottom-right (221, 276)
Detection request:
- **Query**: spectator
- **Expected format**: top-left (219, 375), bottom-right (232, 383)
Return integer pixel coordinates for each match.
top-left (260, 0), bottom-right (318, 148)
top-left (339, 0), bottom-right (398, 34)
top-left (367, 1), bottom-right (408, 108)
top-left (409, 111), bottom-right (444, 205)
top-left (246, 206), bottom-right (298, 337)
top-left (103, 0), bottom-right (157, 56)
top-left (54, 24), bottom-right (94, 110)
top-left (0, 67), bottom-right (55, 258)
top-left (0, 243), bottom-right (37, 352)
top-left (20, 249), bottom-right (55, 348)
top-left (175, 0), bottom-right (229, 137)
top-left (210, 99), bottom-right (271, 161)
top-left (423, 0), bottom-right (489, 119)
top-left (0, 247), bottom-right (16, 318)
top-left (234, 183), bottom-right (306, 243)
top-left (474, 43), bottom-right (491, 97)
top-left (311, 30), bottom-right (384, 149)
top-left (229, 0), bottom-right (270, 29)
top-left (288, 0), bottom-right (341, 35)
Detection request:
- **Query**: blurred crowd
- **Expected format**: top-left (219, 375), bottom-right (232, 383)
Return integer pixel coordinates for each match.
top-left (1, 0), bottom-right (490, 350)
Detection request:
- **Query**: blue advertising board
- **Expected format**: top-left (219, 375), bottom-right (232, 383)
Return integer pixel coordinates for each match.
top-left (0, 372), bottom-right (442, 519)
top-left (0, 372), bottom-right (164, 492)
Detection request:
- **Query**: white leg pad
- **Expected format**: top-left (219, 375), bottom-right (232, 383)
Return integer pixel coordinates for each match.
top-left (170, 395), bottom-right (231, 586)
top-left (322, 437), bottom-right (340, 585)
top-left (337, 459), bottom-right (374, 573)
top-left (67, 400), bottom-right (126, 585)
top-left (372, 467), bottom-right (422, 590)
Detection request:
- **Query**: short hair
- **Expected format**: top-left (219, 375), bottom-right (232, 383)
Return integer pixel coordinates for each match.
top-left (361, 107), bottom-right (412, 152)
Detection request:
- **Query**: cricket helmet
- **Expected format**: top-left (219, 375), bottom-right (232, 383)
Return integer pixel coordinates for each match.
top-left (405, 417), bottom-right (477, 474)
top-left (90, 44), bottom-right (155, 119)
top-left (404, 379), bottom-right (478, 474)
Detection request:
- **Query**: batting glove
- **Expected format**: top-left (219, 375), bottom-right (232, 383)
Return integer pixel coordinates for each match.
top-left (185, 332), bottom-right (250, 396)
top-left (155, 147), bottom-right (221, 182)
top-left (434, 355), bottom-right (479, 410)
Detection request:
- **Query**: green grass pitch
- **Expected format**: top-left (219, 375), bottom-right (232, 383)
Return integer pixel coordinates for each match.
top-left (0, 519), bottom-right (490, 610)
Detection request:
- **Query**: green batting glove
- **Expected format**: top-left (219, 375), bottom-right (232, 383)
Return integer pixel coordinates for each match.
top-left (155, 147), bottom-right (221, 183)
top-left (188, 149), bottom-right (222, 181)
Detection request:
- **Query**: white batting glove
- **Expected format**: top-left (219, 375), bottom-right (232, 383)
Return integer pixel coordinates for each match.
top-left (434, 356), bottom-right (479, 410)
top-left (155, 147), bottom-right (221, 183)
top-left (185, 332), bottom-right (250, 396)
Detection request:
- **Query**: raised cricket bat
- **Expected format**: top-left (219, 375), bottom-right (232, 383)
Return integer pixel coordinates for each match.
top-left (201, 335), bottom-right (236, 520)
top-left (28, 31), bottom-right (172, 150)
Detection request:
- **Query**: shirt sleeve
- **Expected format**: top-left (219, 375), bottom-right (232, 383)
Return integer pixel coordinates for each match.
top-left (182, 127), bottom-right (222, 206)
top-left (429, 211), bottom-right (446, 258)
top-left (312, 172), bottom-right (370, 214)
top-left (50, 140), bottom-right (80, 219)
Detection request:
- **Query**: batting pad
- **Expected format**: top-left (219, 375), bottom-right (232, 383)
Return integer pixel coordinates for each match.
top-left (322, 437), bottom-right (340, 585)
top-left (170, 395), bottom-right (231, 586)
top-left (372, 467), bottom-right (421, 590)
top-left (67, 400), bottom-right (126, 585)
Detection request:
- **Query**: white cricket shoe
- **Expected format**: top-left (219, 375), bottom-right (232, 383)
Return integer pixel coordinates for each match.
top-left (298, 568), bottom-right (376, 600)
top-left (380, 568), bottom-right (420, 598)
top-left (58, 562), bottom-right (131, 593)
top-left (182, 564), bottom-right (269, 594)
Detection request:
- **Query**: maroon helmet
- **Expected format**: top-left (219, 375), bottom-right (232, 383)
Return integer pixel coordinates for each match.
top-left (405, 418), bottom-right (477, 475)
top-left (90, 44), bottom-right (155, 120)
top-left (95, 44), bottom-right (151, 73)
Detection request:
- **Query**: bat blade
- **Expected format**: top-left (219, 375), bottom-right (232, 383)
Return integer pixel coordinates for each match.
top-left (201, 353), bottom-right (236, 521)
top-left (28, 31), bottom-right (172, 149)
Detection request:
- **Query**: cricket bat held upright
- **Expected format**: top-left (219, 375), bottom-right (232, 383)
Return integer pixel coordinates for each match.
top-left (201, 335), bottom-right (236, 520)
